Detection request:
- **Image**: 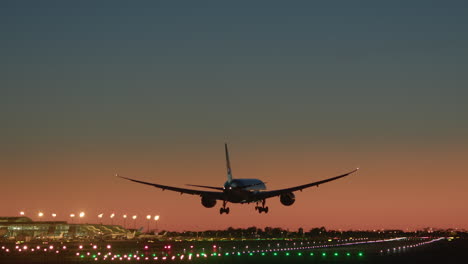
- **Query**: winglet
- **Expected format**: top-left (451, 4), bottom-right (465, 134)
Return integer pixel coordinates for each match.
top-left (116, 174), bottom-right (131, 181)
top-left (225, 143), bottom-right (233, 183)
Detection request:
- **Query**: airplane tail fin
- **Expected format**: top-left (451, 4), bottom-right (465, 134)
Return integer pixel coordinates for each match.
top-left (225, 143), bottom-right (233, 182)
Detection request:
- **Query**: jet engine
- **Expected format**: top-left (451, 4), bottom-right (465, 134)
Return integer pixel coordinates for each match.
top-left (280, 192), bottom-right (295, 206)
top-left (201, 196), bottom-right (217, 208)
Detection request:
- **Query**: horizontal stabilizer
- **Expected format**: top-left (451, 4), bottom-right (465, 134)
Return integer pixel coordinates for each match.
top-left (186, 184), bottom-right (224, 191)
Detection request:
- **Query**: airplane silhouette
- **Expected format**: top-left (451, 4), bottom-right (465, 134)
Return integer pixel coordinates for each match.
top-left (118, 144), bottom-right (358, 214)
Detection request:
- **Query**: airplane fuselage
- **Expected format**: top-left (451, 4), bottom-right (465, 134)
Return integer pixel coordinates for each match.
top-left (223, 179), bottom-right (266, 190)
top-left (222, 179), bottom-right (266, 203)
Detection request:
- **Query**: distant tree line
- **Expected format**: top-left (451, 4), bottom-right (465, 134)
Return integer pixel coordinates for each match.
top-left (157, 226), bottom-right (466, 239)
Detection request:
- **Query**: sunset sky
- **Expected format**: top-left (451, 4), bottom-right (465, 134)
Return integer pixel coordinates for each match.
top-left (1, 1), bottom-right (467, 231)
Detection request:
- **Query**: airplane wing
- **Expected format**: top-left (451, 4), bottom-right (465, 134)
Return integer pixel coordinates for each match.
top-left (254, 168), bottom-right (359, 200)
top-left (117, 175), bottom-right (225, 199)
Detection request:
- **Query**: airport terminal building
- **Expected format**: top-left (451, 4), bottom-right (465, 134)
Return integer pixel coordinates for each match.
top-left (0, 217), bottom-right (130, 241)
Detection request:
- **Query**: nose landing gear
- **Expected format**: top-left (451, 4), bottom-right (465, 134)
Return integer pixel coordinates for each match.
top-left (255, 200), bottom-right (269, 213)
top-left (220, 201), bottom-right (230, 214)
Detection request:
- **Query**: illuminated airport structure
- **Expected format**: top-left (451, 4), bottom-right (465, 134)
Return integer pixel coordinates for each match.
top-left (0, 217), bottom-right (130, 241)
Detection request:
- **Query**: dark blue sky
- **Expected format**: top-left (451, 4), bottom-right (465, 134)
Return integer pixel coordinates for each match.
top-left (1, 1), bottom-right (467, 229)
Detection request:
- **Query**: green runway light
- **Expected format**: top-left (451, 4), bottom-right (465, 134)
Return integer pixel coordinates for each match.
top-left (261, 253), bottom-right (265, 256)
top-left (334, 252), bottom-right (338, 256)
top-left (358, 252), bottom-right (364, 256)
top-left (225, 253), bottom-right (229, 256)
top-left (298, 252), bottom-right (302, 256)
top-left (80, 255), bottom-right (84, 258)
top-left (346, 252), bottom-right (351, 256)
top-left (322, 252), bottom-right (327, 256)
top-left (153, 254), bottom-right (156, 257)
top-left (237, 252), bottom-right (241, 256)
top-left (92, 255), bottom-right (96, 258)
top-left (249, 253), bottom-right (253, 256)
top-left (129, 254), bottom-right (133, 257)
top-left (286, 252), bottom-right (290, 256)
top-left (273, 252), bottom-right (278, 256)
top-left (142, 254), bottom-right (145, 257)
top-left (310, 252), bottom-right (314, 256)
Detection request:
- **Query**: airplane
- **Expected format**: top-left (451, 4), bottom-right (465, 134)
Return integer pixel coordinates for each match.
top-left (117, 144), bottom-right (358, 214)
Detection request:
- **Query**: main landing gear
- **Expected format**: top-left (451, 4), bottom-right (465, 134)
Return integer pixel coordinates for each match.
top-left (255, 200), bottom-right (269, 214)
top-left (220, 201), bottom-right (230, 214)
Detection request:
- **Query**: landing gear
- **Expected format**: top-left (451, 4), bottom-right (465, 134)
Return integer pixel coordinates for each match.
top-left (220, 201), bottom-right (230, 214)
top-left (255, 200), bottom-right (269, 214)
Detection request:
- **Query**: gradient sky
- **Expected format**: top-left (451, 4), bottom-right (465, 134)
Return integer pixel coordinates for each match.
top-left (1, 1), bottom-right (467, 231)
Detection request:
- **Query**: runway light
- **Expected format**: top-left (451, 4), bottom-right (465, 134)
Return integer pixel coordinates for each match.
top-left (358, 252), bottom-right (364, 256)
top-left (334, 252), bottom-right (339, 256)
top-left (322, 252), bottom-right (327, 256)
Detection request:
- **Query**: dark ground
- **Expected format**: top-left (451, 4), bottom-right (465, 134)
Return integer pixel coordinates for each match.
top-left (0, 238), bottom-right (466, 263)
